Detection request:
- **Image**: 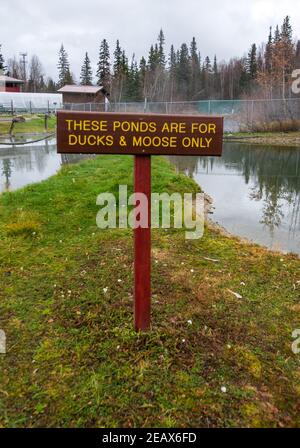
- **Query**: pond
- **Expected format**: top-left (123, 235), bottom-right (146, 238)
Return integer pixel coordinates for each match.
top-left (169, 142), bottom-right (300, 255)
top-left (1, 139), bottom-right (299, 255)
top-left (0, 137), bottom-right (92, 192)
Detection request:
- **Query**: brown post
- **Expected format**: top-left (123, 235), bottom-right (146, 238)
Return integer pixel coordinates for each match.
top-left (44, 114), bottom-right (48, 132)
top-left (134, 155), bottom-right (151, 331)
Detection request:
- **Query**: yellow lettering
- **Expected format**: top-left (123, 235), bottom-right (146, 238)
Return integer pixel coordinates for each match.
top-left (149, 122), bottom-right (157, 132)
top-left (73, 120), bottom-right (83, 131)
top-left (192, 122), bottom-right (217, 134)
top-left (99, 120), bottom-right (108, 131)
top-left (69, 134), bottom-right (77, 145)
top-left (87, 135), bottom-right (96, 145)
top-left (106, 135), bottom-right (114, 146)
top-left (182, 137), bottom-right (191, 148)
top-left (91, 121), bottom-right (99, 131)
top-left (113, 121), bottom-right (121, 131)
top-left (205, 137), bottom-right (213, 147)
top-left (162, 122), bottom-right (170, 133)
top-left (133, 136), bottom-right (142, 146)
top-left (66, 120), bottom-right (73, 131)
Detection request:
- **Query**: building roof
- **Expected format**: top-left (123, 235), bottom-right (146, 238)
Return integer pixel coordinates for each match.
top-left (57, 85), bottom-right (104, 94)
top-left (0, 75), bottom-right (25, 84)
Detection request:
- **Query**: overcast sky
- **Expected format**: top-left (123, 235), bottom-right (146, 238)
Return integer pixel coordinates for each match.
top-left (1, 0), bottom-right (300, 81)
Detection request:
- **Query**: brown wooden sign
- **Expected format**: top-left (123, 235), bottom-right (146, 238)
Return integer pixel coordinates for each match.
top-left (57, 111), bottom-right (223, 156)
top-left (56, 109), bottom-right (224, 332)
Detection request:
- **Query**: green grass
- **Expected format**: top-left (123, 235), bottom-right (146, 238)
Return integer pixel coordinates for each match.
top-left (0, 115), bottom-right (56, 136)
top-left (0, 155), bottom-right (299, 428)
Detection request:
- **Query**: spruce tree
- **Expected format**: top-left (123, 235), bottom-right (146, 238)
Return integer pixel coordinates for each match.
top-left (247, 44), bottom-right (257, 79)
top-left (212, 55), bottom-right (221, 97)
top-left (190, 37), bottom-right (201, 99)
top-left (281, 16), bottom-right (293, 43)
top-left (127, 55), bottom-right (140, 101)
top-left (139, 56), bottom-right (147, 77)
top-left (274, 25), bottom-right (281, 43)
top-left (113, 40), bottom-right (123, 76)
top-left (202, 57), bottom-right (213, 98)
top-left (213, 55), bottom-right (218, 75)
top-left (295, 40), bottom-right (300, 67)
top-left (57, 44), bottom-right (72, 87)
top-left (139, 56), bottom-right (147, 98)
top-left (280, 15), bottom-right (294, 68)
top-left (80, 52), bottom-right (93, 85)
top-left (265, 27), bottom-right (273, 73)
top-left (239, 58), bottom-right (250, 93)
top-left (177, 43), bottom-right (191, 98)
top-left (121, 50), bottom-right (129, 75)
top-left (111, 42), bottom-right (129, 102)
top-left (46, 78), bottom-right (57, 93)
top-left (168, 45), bottom-right (177, 100)
top-left (96, 39), bottom-right (110, 88)
top-left (148, 44), bottom-right (160, 72)
top-left (0, 45), bottom-right (6, 73)
top-left (205, 56), bottom-right (212, 72)
top-left (157, 29), bottom-right (166, 67)
top-left (169, 45), bottom-right (177, 76)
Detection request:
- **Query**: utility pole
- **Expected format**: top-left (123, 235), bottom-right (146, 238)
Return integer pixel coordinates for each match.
top-left (20, 52), bottom-right (27, 82)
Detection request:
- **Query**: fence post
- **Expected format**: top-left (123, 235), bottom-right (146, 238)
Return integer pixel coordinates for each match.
top-left (44, 114), bottom-right (49, 132)
top-left (11, 100), bottom-right (14, 116)
top-left (47, 100), bottom-right (50, 114)
top-left (29, 101), bottom-right (32, 114)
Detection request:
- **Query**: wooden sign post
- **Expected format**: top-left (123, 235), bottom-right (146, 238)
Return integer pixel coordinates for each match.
top-left (57, 111), bottom-right (223, 331)
top-left (134, 155), bottom-right (151, 331)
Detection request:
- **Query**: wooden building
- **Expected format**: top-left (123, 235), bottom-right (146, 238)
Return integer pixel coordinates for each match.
top-left (57, 85), bottom-right (108, 104)
top-left (0, 75), bottom-right (25, 93)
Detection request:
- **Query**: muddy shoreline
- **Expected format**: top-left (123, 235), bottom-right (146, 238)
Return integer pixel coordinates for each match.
top-left (224, 133), bottom-right (300, 147)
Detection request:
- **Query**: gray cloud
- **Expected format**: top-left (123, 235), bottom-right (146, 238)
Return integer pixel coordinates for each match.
top-left (1, 0), bottom-right (299, 81)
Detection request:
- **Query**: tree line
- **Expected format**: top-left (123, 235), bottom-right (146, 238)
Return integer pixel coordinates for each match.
top-left (1, 16), bottom-right (299, 101)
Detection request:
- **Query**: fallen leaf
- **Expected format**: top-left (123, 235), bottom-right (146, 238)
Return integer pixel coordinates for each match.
top-left (203, 257), bottom-right (220, 263)
top-left (227, 289), bottom-right (243, 300)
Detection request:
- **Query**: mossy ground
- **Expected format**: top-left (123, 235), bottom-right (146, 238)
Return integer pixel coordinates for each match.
top-left (0, 155), bottom-right (299, 428)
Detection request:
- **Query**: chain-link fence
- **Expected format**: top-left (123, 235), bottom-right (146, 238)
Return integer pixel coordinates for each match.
top-left (0, 92), bottom-right (63, 114)
top-left (64, 98), bottom-right (300, 132)
top-left (1, 95), bottom-right (300, 132)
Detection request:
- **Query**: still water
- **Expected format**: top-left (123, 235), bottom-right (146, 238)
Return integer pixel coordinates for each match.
top-left (169, 142), bottom-right (300, 255)
top-left (0, 139), bottom-right (299, 255)
top-left (0, 138), bottom-right (92, 192)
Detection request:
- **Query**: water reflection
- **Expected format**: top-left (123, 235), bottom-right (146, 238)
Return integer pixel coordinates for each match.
top-left (0, 138), bottom-right (93, 192)
top-left (169, 142), bottom-right (300, 255)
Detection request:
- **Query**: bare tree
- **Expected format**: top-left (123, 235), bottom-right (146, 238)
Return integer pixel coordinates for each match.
top-left (28, 55), bottom-right (44, 92)
top-left (6, 56), bottom-right (22, 79)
